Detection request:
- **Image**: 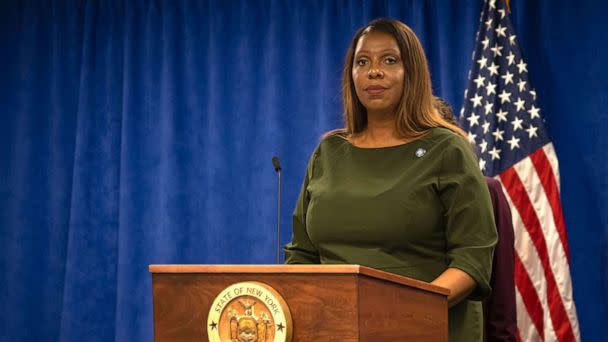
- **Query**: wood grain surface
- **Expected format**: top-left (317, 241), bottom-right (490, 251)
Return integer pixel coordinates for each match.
top-left (153, 273), bottom-right (360, 341)
top-left (149, 264), bottom-right (449, 295)
top-left (151, 265), bottom-right (448, 341)
top-left (358, 275), bottom-right (448, 341)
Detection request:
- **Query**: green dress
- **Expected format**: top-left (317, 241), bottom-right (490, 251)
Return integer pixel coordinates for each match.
top-left (284, 127), bottom-right (498, 341)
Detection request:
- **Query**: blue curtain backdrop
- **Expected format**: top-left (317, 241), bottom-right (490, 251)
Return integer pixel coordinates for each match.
top-left (1, 0), bottom-right (606, 341)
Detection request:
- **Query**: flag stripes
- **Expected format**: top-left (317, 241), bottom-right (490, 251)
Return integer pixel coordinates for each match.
top-left (514, 251), bottom-right (545, 338)
top-left (512, 149), bottom-right (578, 335)
top-left (499, 151), bottom-right (577, 341)
top-left (541, 144), bottom-right (561, 191)
top-left (529, 149), bottom-right (570, 261)
top-left (515, 286), bottom-right (544, 341)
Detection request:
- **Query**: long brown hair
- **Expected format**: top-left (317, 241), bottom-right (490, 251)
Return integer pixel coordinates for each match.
top-left (334, 18), bottom-right (466, 140)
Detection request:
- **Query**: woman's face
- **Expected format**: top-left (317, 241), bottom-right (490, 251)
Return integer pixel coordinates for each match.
top-left (352, 31), bottom-right (404, 115)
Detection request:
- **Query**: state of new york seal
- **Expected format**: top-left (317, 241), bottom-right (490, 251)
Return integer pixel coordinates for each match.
top-left (207, 281), bottom-right (292, 342)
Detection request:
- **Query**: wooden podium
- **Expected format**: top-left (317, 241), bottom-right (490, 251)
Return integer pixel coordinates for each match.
top-left (149, 264), bottom-right (449, 341)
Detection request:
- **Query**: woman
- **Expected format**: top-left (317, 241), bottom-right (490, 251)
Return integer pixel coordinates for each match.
top-left (284, 18), bottom-right (497, 341)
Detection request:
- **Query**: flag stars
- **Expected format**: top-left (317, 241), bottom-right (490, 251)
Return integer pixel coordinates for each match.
top-left (495, 24), bottom-right (507, 37)
top-left (526, 124), bottom-right (539, 138)
top-left (484, 101), bottom-right (494, 115)
top-left (507, 136), bottom-right (521, 150)
top-left (479, 139), bottom-right (488, 153)
top-left (506, 52), bottom-right (516, 65)
top-left (470, 93), bottom-right (483, 107)
top-left (461, 4), bottom-right (554, 182)
top-left (496, 109), bottom-right (508, 122)
top-left (490, 43), bottom-right (503, 57)
top-left (517, 79), bottom-right (527, 92)
top-left (482, 37), bottom-right (490, 49)
top-left (479, 158), bottom-right (487, 171)
top-left (514, 97), bottom-right (526, 111)
top-left (474, 75), bottom-right (486, 88)
top-left (468, 131), bottom-right (477, 143)
top-left (501, 71), bottom-right (514, 85)
top-left (517, 59), bottom-right (528, 73)
top-left (528, 105), bottom-right (541, 119)
top-left (482, 121), bottom-right (491, 134)
top-left (492, 127), bottom-right (505, 141)
top-left (485, 18), bottom-right (493, 29)
top-left (486, 82), bottom-right (497, 96)
top-left (488, 62), bottom-right (500, 76)
top-left (467, 112), bottom-right (481, 127)
top-left (498, 90), bottom-right (512, 103)
top-left (511, 116), bottom-right (524, 131)
top-left (489, 146), bottom-right (502, 160)
top-left (477, 56), bottom-right (488, 69)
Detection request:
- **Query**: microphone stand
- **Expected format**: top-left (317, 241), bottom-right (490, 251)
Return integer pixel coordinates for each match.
top-left (272, 156), bottom-right (282, 264)
top-left (276, 169), bottom-right (281, 264)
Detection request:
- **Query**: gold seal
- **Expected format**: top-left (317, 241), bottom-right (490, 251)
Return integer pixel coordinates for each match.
top-left (207, 281), bottom-right (292, 342)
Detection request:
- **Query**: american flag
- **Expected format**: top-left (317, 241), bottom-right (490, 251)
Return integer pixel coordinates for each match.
top-left (459, 0), bottom-right (580, 341)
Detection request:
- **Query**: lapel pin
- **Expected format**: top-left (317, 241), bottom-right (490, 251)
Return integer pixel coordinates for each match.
top-left (415, 148), bottom-right (427, 158)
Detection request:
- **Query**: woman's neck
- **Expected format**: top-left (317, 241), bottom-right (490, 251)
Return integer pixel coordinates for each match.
top-left (350, 114), bottom-right (409, 148)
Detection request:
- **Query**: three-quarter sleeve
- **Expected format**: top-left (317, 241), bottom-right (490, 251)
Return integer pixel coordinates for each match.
top-left (283, 150), bottom-right (320, 264)
top-left (438, 135), bottom-right (498, 300)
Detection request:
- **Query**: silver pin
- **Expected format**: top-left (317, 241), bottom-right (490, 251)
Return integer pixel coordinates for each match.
top-left (415, 148), bottom-right (426, 158)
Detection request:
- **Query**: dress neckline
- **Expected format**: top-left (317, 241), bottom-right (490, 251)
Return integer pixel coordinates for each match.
top-left (333, 131), bottom-right (431, 151)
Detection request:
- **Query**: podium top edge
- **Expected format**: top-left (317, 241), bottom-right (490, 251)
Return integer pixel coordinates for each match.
top-left (149, 264), bottom-right (362, 274)
top-left (148, 264), bottom-right (450, 296)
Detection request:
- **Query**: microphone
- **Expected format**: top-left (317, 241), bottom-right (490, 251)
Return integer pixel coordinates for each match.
top-left (272, 156), bottom-right (282, 264)
top-left (272, 156), bottom-right (281, 172)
